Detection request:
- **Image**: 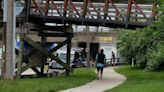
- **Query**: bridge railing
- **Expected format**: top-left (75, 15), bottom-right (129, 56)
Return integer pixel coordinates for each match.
top-left (30, 0), bottom-right (155, 24)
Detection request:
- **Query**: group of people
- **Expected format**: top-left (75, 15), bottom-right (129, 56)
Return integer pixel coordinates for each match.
top-left (95, 49), bottom-right (116, 80)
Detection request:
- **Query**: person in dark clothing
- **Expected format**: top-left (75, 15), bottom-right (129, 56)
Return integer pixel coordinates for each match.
top-left (111, 51), bottom-right (116, 66)
top-left (72, 51), bottom-right (80, 67)
top-left (95, 49), bottom-right (106, 80)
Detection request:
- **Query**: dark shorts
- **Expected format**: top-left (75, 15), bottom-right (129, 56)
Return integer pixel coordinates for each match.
top-left (96, 63), bottom-right (104, 73)
top-left (96, 67), bottom-right (104, 73)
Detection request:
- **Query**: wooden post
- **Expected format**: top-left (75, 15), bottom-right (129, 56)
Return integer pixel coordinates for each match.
top-left (66, 37), bottom-right (71, 76)
top-left (16, 35), bottom-right (24, 79)
top-left (40, 32), bottom-right (47, 76)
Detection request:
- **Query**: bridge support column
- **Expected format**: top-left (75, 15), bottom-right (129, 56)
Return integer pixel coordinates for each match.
top-left (66, 36), bottom-right (71, 76)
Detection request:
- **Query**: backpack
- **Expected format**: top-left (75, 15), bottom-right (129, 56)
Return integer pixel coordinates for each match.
top-left (97, 53), bottom-right (105, 64)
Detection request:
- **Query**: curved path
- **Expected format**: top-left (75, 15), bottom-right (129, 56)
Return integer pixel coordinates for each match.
top-left (60, 66), bottom-right (126, 92)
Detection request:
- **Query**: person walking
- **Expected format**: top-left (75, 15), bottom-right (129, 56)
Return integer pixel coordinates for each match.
top-left (111, 51), bottom-right (116, 66)
top-left (95, 49), bottom-right (106, 80)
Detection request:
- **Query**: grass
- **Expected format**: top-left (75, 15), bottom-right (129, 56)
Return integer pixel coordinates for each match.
top-left (0, 68), bottom-right (96, 92)
top-left (105, 65), bottom-right (164, 92)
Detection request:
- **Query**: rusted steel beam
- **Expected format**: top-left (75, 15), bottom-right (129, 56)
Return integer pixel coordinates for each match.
top-left (45, 0), bottom-right (50, 16)
top-left (104, 0), bottom-right (109, 20)
top-left (63, 0), bottom-right (69, 17)
top-left (82, 0), bottom-right (88, 18)
top-left (132, 0), bottom-right (147, 19)
top-left (32, 0), bottom-right (43, 15)
top-left (50, 0), bottom-right (62, 16)
top-left (88, 0), bottom-right (100, 19)
top-left (109, 0), bottom-right (124, 20)
top-left (69, 0), bottom-right (80, 17)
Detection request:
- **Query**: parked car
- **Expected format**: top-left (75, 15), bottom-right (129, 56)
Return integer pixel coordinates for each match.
top-left (48, 49), bottom-right (86, 69)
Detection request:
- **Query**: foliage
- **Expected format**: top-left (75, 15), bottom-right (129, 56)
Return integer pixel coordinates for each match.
top-left (117, 30), bottom-right (137, 64)
top-left (116, 2), bottom-right (164, 70)
top-left (105, 65), bottom-right (164, 92)
top-left (147, 44), bottom-right (164, 70)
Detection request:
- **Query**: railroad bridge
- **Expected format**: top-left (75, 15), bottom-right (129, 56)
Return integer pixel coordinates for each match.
top-left (0, 0), bottom-right (158, 79)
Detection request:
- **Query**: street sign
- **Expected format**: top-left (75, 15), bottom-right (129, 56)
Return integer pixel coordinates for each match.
top-left (15, 1), bottom-right (25, 16)
top-left (2, 0), bottom-right (7, 22)
top-left (1, 0), bottom-right (25, 19)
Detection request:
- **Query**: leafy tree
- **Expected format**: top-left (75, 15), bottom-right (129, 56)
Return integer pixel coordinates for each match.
top-left (117, 0), bottom-right (164, 70)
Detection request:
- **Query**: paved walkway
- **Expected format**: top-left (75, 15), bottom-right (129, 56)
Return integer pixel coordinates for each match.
top-left (60, 66), bottom-right (126, 92)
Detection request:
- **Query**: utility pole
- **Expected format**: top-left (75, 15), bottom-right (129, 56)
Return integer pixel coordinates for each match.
top-left (1, 0), bottom-right (7, 80)
top-left (2, 0), bottom-right (15, 80)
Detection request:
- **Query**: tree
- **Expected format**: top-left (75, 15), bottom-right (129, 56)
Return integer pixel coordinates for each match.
top-left (117, 0), bottom-right (164, 70)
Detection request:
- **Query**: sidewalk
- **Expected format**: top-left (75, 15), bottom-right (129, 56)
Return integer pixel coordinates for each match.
top-left (60, 66), bottom-right (126, 92)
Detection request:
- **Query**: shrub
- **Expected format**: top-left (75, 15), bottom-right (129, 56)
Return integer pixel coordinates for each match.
top-left (146, 44), bottom-right (164, 70)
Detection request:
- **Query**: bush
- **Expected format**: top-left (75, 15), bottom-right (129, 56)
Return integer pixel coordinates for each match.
top-left (146, 44), bottom-right (164, 70)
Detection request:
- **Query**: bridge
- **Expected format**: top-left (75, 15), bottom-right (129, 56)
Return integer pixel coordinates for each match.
top-left (0, 0), bottom-right (158, 79)
top-left (28, 0), bottom-right (156, 29)
top-left (0, 0), bottom-right (157, 29)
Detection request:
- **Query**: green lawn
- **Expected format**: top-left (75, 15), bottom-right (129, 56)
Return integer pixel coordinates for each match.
top-left (105, 65), bottom-right (164, 92)
top-left (0, 68), bottom-right (96, 92)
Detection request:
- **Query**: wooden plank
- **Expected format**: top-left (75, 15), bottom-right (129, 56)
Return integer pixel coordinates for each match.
top-left (50, 55), bottom-right (73, 72)
top-left (23, 39), bottom-right (46, 61)
top-left (43, 25), bottom-right (69, 32)
top-left (16, 48), bottom-right (41, 75)
top-left (38, 33), bottom-right (73, 37)
top-left (21, 61), bottom-right (34, 73)
top-left (20, 38), bottom-right (46, 75)
top-left (20, 35), bottom-right (73, 72)
top-left (21, 59), bottom-right (42, 76)
top-left (20, 35), bottom-right (49, 56)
